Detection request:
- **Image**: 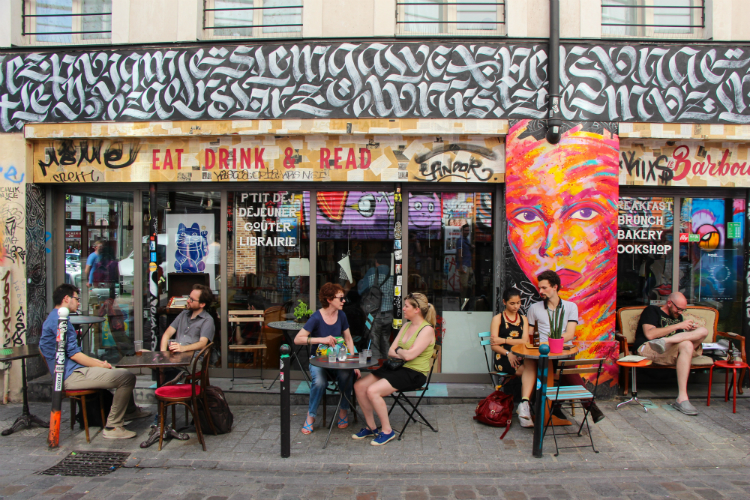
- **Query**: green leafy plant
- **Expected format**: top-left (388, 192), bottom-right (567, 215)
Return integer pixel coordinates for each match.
top-left (547, 304), bottom-right (565, 340)
top-left (294, 300), bottom-right (314, 323)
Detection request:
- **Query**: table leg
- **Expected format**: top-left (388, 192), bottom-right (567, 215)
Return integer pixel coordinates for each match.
top-left (532, 356), bottom-right (548, 458)
top-left (732, 368), bottom-right (737, 414)
top-left (617, 367), bottom-right (648, 413)
top-left (1, 358), bottom-right (49, 436)
top-left (323, 393), bottom-right (343, 449)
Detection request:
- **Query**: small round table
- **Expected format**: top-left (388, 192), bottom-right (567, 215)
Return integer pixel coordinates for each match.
top-left (267, 321), bottom-right (310, 384)
top-left (708, 359), bottom-right (749, 413)
top-left (70, 315), bottom-right (105, 353)
top-left (309, 355), bottom-right (378, 449)
top-left (616, 359), bottom-right (653, 412)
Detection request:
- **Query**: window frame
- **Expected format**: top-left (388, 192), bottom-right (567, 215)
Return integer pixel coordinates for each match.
top-left (601, 0), bottom-right (705, 40)
top-left (396, 0), bottom-right (506, 38)
top-left (203, 0), bottom-right (303, 40)
top-left (23, 0), bottom-right (112, 46)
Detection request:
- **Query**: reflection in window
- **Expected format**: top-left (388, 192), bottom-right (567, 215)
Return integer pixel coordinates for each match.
top-left (316, 191), bottom-right (395, 354)
top-left (680, 198), bottom-right (745, 333)
top-left (616, 197), bottom-right (674, 309)
top-left (229, 191), bottom-right (310, 371)
top-left (602, 0), bottom-right (701, 38)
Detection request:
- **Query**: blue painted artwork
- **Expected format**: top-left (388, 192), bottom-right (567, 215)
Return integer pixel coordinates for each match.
top-left (174, 223), bottom-right (209, 273)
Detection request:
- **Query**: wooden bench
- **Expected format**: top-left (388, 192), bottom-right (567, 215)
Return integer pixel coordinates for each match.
top-left (616, 305), bottom-right (746, 396)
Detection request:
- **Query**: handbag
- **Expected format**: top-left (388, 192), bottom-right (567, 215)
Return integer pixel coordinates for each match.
top-left (473, 390), bottom-right (514, 439)
top-left (384, 357), bottom-right (405, 370)
top-left (361, 267), bottom-right (389, 317)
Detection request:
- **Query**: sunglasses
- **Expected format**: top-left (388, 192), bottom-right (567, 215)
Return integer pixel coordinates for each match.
top-left (333, 296), bottom-right (345, 302)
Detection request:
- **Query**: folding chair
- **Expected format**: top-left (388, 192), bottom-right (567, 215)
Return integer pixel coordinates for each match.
top-left (478, 331), bottom-right (514, 388)
top-left (388, 345), bottom-right (441, 440)
top-left (228, 310), bottom-right (268, 389)
top-left (543, 358), bottom-right (605, 457)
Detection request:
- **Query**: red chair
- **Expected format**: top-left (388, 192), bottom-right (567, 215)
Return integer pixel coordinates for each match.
top-left (708, 359), bottom-right (749, 413)
top-left (154, 344), bottom-right (217, 450)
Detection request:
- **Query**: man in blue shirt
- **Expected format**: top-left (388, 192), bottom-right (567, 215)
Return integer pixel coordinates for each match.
top-left (83, 240), bottom-right (104, 288)
top-left (358, 255), bottom-right (394, 360)
top-left (40, 284), bottom-right (150, 439)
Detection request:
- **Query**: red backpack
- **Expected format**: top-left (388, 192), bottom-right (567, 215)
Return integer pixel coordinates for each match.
top-left (473, 390), bottom-right (514, 439)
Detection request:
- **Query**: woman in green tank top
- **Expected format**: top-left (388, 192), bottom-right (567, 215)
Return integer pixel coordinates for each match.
top-left (353, 293), bottom-right (436, 446)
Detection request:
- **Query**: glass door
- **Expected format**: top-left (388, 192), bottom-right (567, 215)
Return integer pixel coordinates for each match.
top-left (64, 192), bottom-right (135, 361)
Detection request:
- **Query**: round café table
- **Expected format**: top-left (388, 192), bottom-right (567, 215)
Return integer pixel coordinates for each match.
top-left (616, 359), bottom-right (653, 413)
top-left (511, 343), bottom-right (579, 457)
top-left (309, 355), bottom-right (378, 449)
top-left (70, 315), bottom-right (105, 354)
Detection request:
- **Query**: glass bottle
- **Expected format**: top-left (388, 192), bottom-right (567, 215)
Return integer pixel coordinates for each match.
top-left (533, 329), bottom-right (540, 347)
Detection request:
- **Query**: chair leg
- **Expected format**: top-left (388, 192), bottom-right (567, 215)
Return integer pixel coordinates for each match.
top-left (191, 398), bottom-right (207, 451)
top-left (80, 395), bottom-right (90, 443)
top-left (158, 401), bottom-right (165, 451)
top-left (98, 392), bottom-right (106, 428)
top-left (172, 405), bottom-right (176, 429)
top-left (70, 399), bottom-right (76, 431)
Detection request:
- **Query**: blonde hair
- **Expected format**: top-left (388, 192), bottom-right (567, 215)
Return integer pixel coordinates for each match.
top-left (406, 293), bottom-right (436, 327)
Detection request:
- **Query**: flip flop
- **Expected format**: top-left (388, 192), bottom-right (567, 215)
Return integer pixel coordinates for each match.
top-left (301, 418), bottom-right (314, 435)
top-left (337, 414), bottom-right (348, 429)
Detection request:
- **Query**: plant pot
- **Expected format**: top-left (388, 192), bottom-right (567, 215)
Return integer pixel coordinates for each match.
top-left (548, 338), bottom-right (564, 354)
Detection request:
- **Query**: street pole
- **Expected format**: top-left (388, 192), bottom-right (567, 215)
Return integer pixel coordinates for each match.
top-left (279, 344), bottom-right (291, 458)
top-left (47, 307), bottom-right (69, 449)
top-left (532, 344), bottom-right (550, 458)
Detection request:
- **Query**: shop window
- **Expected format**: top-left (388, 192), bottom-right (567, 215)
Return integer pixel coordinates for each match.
top-left (616, 196), bottom-right (674, 309)
top-left (602, 0), bottom-right (704, 39)
top-left (204, 0), bottom-right (302, 39)
top-left (679, 198), bottom-right (745, 333)
top-left (316, 191), bottom-right (395, 355)
top-left (408, 191), bottom-right (494, 374)
top-left (229, 191), bottom-right (310, 371)
top-left (142, 191), bottom-right (222, 367)
top-left (65, 192), bottom-right (134, 362)
top-left (24, 0), bottom-right (112, 45)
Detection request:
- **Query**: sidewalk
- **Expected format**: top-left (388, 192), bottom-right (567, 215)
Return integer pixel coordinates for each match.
top-left (5, 374), bottom-right (750, 499)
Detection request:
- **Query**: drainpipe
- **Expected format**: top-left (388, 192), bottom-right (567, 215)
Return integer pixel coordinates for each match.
top-left (546, 0), bottom-right (561, 144)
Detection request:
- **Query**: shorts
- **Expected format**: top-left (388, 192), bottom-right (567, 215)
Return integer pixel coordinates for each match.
top-left (638, 342), bottom-right (703, 365)
top-left (371, 366), bottom-right (427, 392)
top-left (493, 353), bottom-right (521, 375)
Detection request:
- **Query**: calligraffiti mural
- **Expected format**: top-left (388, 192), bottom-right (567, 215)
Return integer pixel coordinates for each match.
top-left (4, 43), bottom-right (750, 132)
top-left (31, 136), bottom-right (504, 183)
top-left (505, 119), bottom-right (620, 394)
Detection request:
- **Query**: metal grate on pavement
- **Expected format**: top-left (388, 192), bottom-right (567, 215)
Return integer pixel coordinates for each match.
top-left (38, 451), bottom-right (131, 477)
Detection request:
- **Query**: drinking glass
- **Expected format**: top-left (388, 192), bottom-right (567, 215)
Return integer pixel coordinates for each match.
top-left (134, 340), bottom-right (143, 355)
top-left (364, 349), bottom-right (372, 360)
top-left (327, 346), bottom-right (337, 363)
top-left (358, 351), bottom-right (366, 363)
top-left (337, 347), bottom-right (348, 362)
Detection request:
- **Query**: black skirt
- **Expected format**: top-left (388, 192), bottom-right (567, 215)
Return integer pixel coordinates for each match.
top-left (371, 365), bottom-right (427, 392)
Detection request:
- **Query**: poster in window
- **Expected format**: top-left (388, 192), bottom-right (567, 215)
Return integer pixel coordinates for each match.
top-left (166, 214), bottom-right (216, 291)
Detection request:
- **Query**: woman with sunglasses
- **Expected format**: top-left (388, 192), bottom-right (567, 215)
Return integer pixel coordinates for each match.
top-left (352, 292), bottom-right (436, 446)
top-left (294, 282), bottom-right (358, 435)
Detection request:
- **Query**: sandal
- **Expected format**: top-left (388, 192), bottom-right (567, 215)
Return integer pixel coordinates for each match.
top-left (301, 417), bottom-right (314, 435)
top-left (337, 414), bottom-right (349, 429)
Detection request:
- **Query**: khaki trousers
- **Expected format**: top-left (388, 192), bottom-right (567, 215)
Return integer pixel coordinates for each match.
top-left (65, 367), bottom-right (136, 428)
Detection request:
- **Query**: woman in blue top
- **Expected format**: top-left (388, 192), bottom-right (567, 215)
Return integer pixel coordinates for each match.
top-left (294, 283), bottom-right (358, 435)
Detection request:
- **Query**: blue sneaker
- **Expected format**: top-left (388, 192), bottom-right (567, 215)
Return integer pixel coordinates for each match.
top-left (352, 427), bottom-right (378, 440)
top-left (371, 429), bottom-right (396, 446)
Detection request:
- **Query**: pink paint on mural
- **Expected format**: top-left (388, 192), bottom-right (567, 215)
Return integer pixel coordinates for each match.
top-left (506, 120), bottom-right (620, 389)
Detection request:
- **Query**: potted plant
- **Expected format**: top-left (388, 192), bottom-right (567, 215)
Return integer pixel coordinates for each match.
top-left (294, 300), bottom-right (314, 324)
top-left (547, 304), bottom-right (565, 354)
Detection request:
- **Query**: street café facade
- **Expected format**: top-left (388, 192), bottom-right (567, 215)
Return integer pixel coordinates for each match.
top-left (29, 118), bottom-right (507, 381)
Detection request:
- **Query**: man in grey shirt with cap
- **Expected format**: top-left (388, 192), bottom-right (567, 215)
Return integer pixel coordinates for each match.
top-left (141, 284), bottom-right (216, 447)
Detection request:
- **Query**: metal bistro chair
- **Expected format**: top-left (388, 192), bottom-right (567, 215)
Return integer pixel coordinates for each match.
top-left (154, 343), bottom-right (217, 451)
top-left (543, 357), bottom-right (605, 457)
top-left (478, 331), bottom-right (514, 389)
top-left (228, 310), bottom-right (268, 389)
top-left (388, 345), bottom-right (441, 440)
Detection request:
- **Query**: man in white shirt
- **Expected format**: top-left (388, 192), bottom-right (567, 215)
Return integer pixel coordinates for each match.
top-left (516, 270), bottom-right (604, 427)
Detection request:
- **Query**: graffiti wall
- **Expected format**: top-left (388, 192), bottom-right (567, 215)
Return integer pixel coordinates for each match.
top-left (0, 133), bottom-right (28, 402)
top-left (505, 120), bottom-right (620, 395)
top-left (620, 140), bottom-right (750, 187)
top-left (31, 135), bottom-right (504, 184)
top-left (3, 42), bottom-right (750, 132)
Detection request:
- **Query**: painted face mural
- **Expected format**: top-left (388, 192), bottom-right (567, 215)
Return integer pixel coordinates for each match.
top-left (506, 120), bottom-right (620, 388)
top-left (408, 193), bottom-right (442, 238)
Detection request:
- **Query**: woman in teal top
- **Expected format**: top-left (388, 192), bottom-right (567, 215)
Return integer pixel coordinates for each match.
top-left (353, 292), bottom-right (436, 446)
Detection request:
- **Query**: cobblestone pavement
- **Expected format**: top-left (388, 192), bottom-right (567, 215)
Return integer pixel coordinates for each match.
top-left (0, 398), bottom-right (748, 499)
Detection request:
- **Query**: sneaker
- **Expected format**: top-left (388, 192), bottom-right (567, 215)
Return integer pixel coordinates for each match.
top-left (124, 407), bottom-right (152, 421)
top-left (588, 401), bottom-right (605, 423)
top-left (103, 427), bottom-right (136, 440)
top-left (647, 338), bottom-right (667, 354)
top-left (140, 426), bottom-right (161, 448)
top-left (371, 430), bottom-right (396, 446)
top-left (517, 401), bottom-right (533, 428)
top-left (352, 427), bottom-right (379, 440)
top-left (672, 399), bottom-right (698, 416)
